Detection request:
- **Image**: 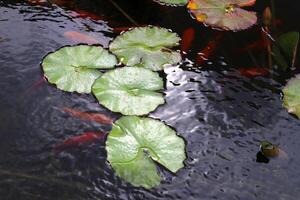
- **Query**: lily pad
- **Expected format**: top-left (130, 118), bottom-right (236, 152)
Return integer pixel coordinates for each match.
top-left (106, 116), bottom-right (186, 188)
top-left (272, 32), bottom-right (299, 70)
top-left (42, 45), bottom-right (117, 93)
top-left (109, 27), bottom-right (181, 71)
top-left (187, 0), bottom-right (257, 31)
top-left (155, 0), bottom-right (187, 6)
top-left (283, 74), bottom-right (300, 118)
top-left (92, 67), bottom-right (164, 115)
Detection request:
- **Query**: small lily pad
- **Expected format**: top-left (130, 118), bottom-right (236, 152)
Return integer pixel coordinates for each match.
top-left (106, 116), bottom-right (186, 188)
top-left (283, 74), bottom-right (300, 118)
top-left (109, 27), bottom-right (181, 71)
top-left (42, 45), bottom-right (117, 93)
top-left (155, 0), bottom-right (187, 6)
top-left (187, 0), bottom-right (257, 31)
top-left (92, 67), bottom-right (164, 115)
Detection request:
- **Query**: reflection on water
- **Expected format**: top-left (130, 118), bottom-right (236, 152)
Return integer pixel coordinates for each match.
top-left (0, 0), bottom-right (300, 200)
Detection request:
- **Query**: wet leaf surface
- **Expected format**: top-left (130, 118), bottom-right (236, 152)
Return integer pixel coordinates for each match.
top-left (106, 116), bottom-right (186, 188)
top-left (42, 45), bottom-right (117, 93)
top-left (92, 67), bottom-right (164, 115)
top-left (187, 0), bottom-right (257, 31)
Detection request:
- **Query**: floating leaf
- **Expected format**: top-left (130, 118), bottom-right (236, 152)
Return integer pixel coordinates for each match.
top-left (154, 0), bottom-right (187, 6)
top-left (187, 0), bottom-right (257, 31)
top-left (283, 74), bottom-right (300, 118)
top-left (92, 67), bottom-right (164, 115)
top-left (109, 27), bottom-right (181, 71)
top-left (42, 45), bottom-right (117, 93)
top-left (272, 32), bottom-right (299, 70)
top-left (106, 116), bottom-right (186, 188)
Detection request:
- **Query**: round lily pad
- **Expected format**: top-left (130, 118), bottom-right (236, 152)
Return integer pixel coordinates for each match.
top-left (92, 66), bottom-right (165, 115)
top-left (42, 45), bottom-right (117, 93)
top-left (106, 116), bottom-right (186, 188)
top-left (283, 74), bottom-right (300, 118)
top-left (187, 0), bottom-right (257, 31)
top-left (109, 26), bottom-right (181, 71)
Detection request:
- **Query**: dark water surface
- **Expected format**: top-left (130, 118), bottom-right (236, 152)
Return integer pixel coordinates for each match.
top-left (0, 0), bottom-right (300, 199)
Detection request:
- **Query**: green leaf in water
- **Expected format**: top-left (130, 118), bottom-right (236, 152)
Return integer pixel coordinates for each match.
top-left (92, 66), bottom-right (164, 115)
top-left (283, 74), bottom-right (300, 118)
top-left (109, 26), bottom-right (181, 71)
top-left (272, 32), bottom-right (299, 70)
top-left (106, 116), bottom-right (186, 188)
top-left (154, 0), bottom-right (187, 6)
top-left (187, 0), bottom-right (257, 31)
top-left (42, 45), bottom-right (117, 93)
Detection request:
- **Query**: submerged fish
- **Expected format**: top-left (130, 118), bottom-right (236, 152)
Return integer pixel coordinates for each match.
top-left (54, 131), bottom-right (106, 152)
top-left (71, 9), bottom-right (106, 21)
top-left (63, 108), bottom-right (113, 125)
top-left (239, 67), bottom-right (269, 77)
top-left (181, 27), bottom-right (196, 54)
top-left (23, 76), bottom-right (46, 95)
top-left (195, 32), bottom-right (223, 65)
top-left (64, 31), bottom-right (100, 44)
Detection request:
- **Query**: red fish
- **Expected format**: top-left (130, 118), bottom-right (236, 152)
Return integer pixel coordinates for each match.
top-left (181, 27), bottom-right (196, 54)
top-left (238, 0), bottom-right (256, 7)
top-left (23, 76), bottom-right (46, 95)
top-left (195, 33), bottom-right (223, 65)
top-left (54, 131), bottom-right (106, 152)
top-left (239, 67), bottom-right (269, 77)
top-left (71, 10), bottom-right (106, 21)
top-left (113, 26), bottom-right (133, 34)
top-left (63, 108), bottom-right (113, 125)
top-left (64, 31), bottom-right (100, 44)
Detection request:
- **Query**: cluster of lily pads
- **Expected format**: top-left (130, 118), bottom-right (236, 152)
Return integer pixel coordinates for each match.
top-left (155, 0), bottom-right (257, 31)
top-left (42, 26), bottom-right (186, 188)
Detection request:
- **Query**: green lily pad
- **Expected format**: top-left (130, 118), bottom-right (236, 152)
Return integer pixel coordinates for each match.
top-left (187, 0), bottom-right (257, 31)
top-left (42, 45), bottom-right (117, 93)
top-left (155, 0), bottom-right (187, 6)
top-left (109, 27), bottom-right (181, 71)
top-left (92, 67), bottom-right (164, 115)
top-left (283, 74), bottom-right (300, 118)
top-left (106, 116), bottom-right (186, 188)
top-left (272, 32), bottom-right (299, 70)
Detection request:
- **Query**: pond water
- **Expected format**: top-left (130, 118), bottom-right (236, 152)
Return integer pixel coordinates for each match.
top-left (0, 0), bottom-right (300, 199)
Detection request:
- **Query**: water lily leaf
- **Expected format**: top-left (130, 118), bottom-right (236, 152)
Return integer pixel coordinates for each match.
top-left (42, 45), bottom-right (117, 93)
top-left (187, 0), bottom-right (257, 31)
top-left (155, 0), bottom-right (187, 6)
top-left (283, 74), bottom-right (300, 118)
top-left (106, 116), bottom-right (186, 188)
top-left (272, 32), bottom-right (299, 70)
top-left (92, 67), bottom-right (164, 115)
top-left (109, 27), bottom-right (181, 71)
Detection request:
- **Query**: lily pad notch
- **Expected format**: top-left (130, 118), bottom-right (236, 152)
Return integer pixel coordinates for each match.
top-left (92, 66), bottom-right (165, 116)
top-left (109, 26), bottom-right (182, 71)
top-left (42, 45), bottom-right (117, 93)
top-left (106, 116), bottom-right (186, 188)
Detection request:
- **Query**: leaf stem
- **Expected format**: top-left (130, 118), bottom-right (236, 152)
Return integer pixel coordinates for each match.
top-left (108, 0), bottom-right (139, 26)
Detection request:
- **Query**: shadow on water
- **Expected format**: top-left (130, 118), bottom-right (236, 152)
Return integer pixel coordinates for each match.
top-left (0, 0), bottom-right (300, 199)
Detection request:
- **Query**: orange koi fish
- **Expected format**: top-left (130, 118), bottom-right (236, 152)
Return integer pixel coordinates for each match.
top-left (239, 67), bottom-right (269, 77)
top-left (54, 131), bottom-right (106, 152)
top-left (195, 33), bottom-right (223, 65)
top-left (238, 0), bottom-right (256, 7)
top-left (181, 27), bottom-right (196, 54)
top-left (71, 10), bottom-right (106, 21)
top-left (64, 31), bottom-right (100, 45)
top-left (63, 108), bottom-right (113, 125)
